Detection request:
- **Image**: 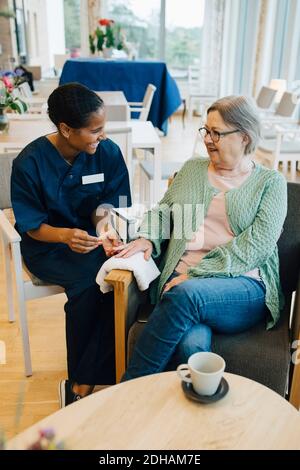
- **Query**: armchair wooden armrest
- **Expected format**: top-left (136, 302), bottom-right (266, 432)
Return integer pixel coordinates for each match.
top-left (105, 269), bottom-right (145, 382)
top-left (290, 274), bottom-right (300, 409)
top-left (290, 336), bottom-right (300, 409)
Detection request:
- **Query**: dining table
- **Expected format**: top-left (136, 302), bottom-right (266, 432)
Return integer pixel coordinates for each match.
top-left (96, 91), bottom-right (129, 121)
top-left (7, 372), bottom-right (300, 450)
top-left (60, 58), bottom-right (182, 134)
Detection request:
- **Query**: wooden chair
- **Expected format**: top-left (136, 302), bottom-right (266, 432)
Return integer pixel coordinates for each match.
top-left (256, 86), bottom-right (277, 109)
top-left (0, 131), bottom-right (132, 377)
top-left (105, 182), bottom-right (300, 409)
top-left (138, 160), bottom-right (183, 207)
top-left (260, 92), bottom-right (299, 138)
top-left (105, 124), bottom-right (133, 185)
top-left (256, 128), bottom-right (300, 177)
top-left (15, 82), bottom-right (47, 114)
top-left (25, 65), bottom-right (42, 81)
top-left (0, 152), bottom-right (64, 377)
top-left (54, 54), bottom-right (70, 76)
top-left (128, 84), bottom-right (157, 121)
top-left (187, 65), bottom-right (217, 120)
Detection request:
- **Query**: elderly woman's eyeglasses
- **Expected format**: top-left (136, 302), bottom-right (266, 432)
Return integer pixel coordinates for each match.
top-left (199, 127), bottom-right (240, 143)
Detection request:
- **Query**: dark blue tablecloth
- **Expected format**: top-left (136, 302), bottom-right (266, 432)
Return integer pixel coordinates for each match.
top-left (59, 59), bottom-right (182, 133)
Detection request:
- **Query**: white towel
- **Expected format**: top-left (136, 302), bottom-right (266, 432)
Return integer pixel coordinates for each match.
top-left (96, 252), bottom-right (160, 293)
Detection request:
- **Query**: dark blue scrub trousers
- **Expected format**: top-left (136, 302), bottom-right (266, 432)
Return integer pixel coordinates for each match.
top-left (24, 245), bottom-right (116, 385)
top-left (123, 275), bottom-right (267, 381)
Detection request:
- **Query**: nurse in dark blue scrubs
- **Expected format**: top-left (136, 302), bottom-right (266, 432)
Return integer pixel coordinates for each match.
top-left (11, 83), bottom-right (131, 407)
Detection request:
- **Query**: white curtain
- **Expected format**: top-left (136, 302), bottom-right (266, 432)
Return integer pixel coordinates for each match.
top-left (200, 0), bottom-right (225, 97)
top-left (253, 0), bottom-right (300, 96)
top-left (219, 0), bottom-right (260, 97)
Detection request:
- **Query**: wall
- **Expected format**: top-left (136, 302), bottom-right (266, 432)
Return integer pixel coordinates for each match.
top-left (22, 0), bottom-right (65, 74)
top-left (46, 0), bottom-right (66, 66)
top-left (23, 0), bottom-right (48, 71)
top-left (0, 0), bottom-right (16, 69)
top-left (0, 0), bottom-right (65, 74)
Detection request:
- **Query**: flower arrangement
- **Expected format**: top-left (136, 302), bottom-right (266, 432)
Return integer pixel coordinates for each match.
top-left (0, 379), bottom-right (65, 451)
top-left (27, 428), bottom-right (65, 450)
top-left (0, 427), bottom-right (65, 450)
top-left (0, 72), bottom-right (28, 113)
top-left (89, 18), bottom-right (126, 55)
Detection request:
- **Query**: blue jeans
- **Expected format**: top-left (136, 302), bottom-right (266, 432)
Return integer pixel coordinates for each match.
top-left (123, 275), bottom-right (267, 381)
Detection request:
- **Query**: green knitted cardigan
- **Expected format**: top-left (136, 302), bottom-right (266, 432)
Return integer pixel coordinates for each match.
top-left (137, 158), bottom-right (287, 329)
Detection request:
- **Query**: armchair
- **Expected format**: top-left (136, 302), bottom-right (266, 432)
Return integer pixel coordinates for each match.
top-left (106, 182), bottom-right (300, 408)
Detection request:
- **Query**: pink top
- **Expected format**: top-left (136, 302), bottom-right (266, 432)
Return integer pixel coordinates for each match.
top-left (176, 163), bottom-right (260, 280)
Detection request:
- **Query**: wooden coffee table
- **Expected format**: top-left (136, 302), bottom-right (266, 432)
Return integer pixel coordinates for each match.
top-left (7, 372), bottom-right (300, 450)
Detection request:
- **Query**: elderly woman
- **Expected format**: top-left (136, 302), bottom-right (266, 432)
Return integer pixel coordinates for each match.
top-left (114, 95), bottom-right (287, 381)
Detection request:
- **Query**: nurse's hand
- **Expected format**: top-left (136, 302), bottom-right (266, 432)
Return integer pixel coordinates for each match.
top-left (101, 233), bottom-right (123, 257)
top-left (112, 238), bottom-right (153, 260)
top-left (65, 229), bottom-right (101, 253)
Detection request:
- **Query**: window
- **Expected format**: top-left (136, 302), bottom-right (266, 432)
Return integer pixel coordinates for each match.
top-left (64, 0), bottom-right (81, 51)
top-left (165, 0), bottom-right (204, 69)
top-left (105, 0), bottom-right (204, 67)
top-left (34, 12), bottom-right (39, 57)
top-left (106, 0), bottom-right (161, 60)
top-left (15, 7), bottom-right (27, 60)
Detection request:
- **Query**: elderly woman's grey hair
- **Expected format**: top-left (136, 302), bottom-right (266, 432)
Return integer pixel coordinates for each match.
top-left (207, 95), bottom-right (261, 155)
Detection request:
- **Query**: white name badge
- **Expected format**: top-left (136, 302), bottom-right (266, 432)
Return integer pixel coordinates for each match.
top-left (82, 173), bottom-right (104, 185)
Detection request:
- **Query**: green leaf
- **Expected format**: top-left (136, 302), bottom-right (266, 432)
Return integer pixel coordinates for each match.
top-left (10, 102), bottom-right (18, 111)
top-left (89, 34), bottom-right (96, 54)
top-left (0, 9), bottom-right (15, 19)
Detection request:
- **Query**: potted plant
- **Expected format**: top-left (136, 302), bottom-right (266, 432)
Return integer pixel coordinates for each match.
top-left (0, 73), bottom-right (28, 133)
top-left (89, 18), bottom-right (126, 58)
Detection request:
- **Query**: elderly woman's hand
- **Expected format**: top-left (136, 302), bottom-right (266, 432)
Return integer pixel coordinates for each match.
top-left (98, 227), bottom-right (123, 257)
top-left (111, 237), bottom-right (153, 260)
top-left (163, 274), bottom-right (189, 293)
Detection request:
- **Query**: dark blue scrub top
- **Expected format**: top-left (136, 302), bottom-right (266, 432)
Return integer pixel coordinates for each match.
top-left (11, 136), bottom-right (131, 261)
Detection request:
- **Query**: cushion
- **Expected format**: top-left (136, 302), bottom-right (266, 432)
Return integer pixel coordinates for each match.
top-left (22, 263), bottom-right (56, 286)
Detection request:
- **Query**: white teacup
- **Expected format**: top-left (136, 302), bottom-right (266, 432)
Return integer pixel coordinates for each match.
top-left (177, 351), bottom-right (225, 396)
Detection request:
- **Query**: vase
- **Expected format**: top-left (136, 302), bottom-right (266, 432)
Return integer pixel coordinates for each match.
top-left (102, 47), bottom-right (113, 59)
top-left (0, 107), bottom-right (9, 134)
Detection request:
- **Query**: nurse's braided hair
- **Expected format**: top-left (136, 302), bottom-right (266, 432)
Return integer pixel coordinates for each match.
top-left (48, 82), bottom-right (104, 128)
